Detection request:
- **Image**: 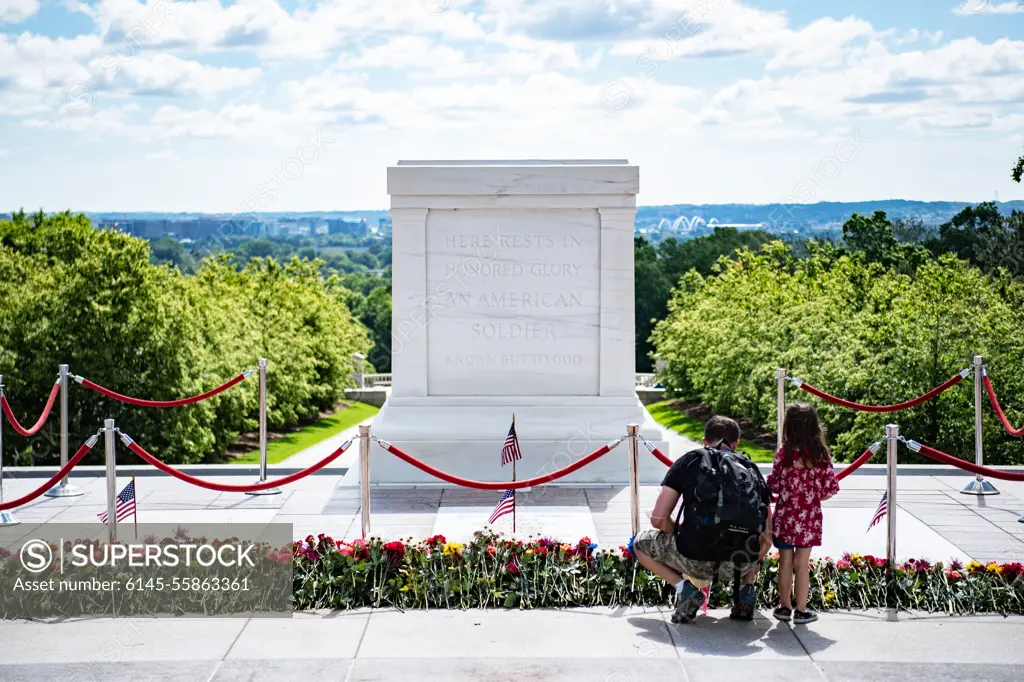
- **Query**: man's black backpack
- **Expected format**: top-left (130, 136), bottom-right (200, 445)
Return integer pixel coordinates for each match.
top-left (674, 446), bottom-right (769, 564)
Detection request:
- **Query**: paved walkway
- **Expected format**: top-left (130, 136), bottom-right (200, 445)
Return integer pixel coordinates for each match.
top-left (1, 608), bottom-right (1022, 681)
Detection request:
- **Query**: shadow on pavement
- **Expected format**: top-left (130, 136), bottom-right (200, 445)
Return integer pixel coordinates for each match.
top-left (787, 623), bottom-right (838, 654)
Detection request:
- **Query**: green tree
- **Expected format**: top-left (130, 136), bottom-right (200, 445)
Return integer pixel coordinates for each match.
top-left (0, 212), bottom-right (371, 465)
top-left (842, 211), bottom-right (898, 262)
top-left (633, 227), bottom-right (773, 372)
top-left (634, 236), bottom-right (671, 372)
top-left (150, 236), bottom-right (198, 273)
top-left (652, 244), bottom-right (1024, 465)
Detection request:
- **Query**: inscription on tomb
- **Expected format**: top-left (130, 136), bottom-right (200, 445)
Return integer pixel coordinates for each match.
top-left (425, 209), bottom-right (600, 396)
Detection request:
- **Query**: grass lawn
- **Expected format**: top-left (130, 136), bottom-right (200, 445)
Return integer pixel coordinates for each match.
top-left (647, 400), bottom-right (775, 463)
top-left (231, 402), bottom-right (380, 465)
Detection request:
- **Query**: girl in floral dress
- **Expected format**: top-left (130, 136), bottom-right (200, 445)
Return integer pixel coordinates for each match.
top-left (767, 403), bottom-right (840, 624)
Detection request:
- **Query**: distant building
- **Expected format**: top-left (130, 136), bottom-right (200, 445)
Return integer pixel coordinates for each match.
top-left (378, 217), bottom-right (392, 235)
top-left (327, 219), bottom-right (369, 237)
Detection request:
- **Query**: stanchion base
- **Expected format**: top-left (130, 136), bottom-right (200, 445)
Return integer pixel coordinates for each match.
top-left (0, 511), bottom-right (22, 526)
top-left (44, 483), bottom-right (85, 498)
top-left (960, 479), bottom-right (1000, 496)
top-left (245, 484), bottom-right (281, 496)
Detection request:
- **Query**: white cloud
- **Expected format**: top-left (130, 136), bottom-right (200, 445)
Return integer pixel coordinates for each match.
top-left (0, 0), bottom-right (39, 24)
top-left (149, 102), bottom-right (295, 140)
top-left (81, 0), bottom-right (489, 59)
top-left (953, 1), bottom-right (1024, 15)
top-left (145, 149), bottom-right (181, 161)
top-left (90, 52), bottom-right (261, 97)
top-left (0, 33), bottom-right (102, 115)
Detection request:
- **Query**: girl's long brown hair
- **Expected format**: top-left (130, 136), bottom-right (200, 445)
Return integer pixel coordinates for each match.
top-left (781, 403), bottom-right (831, 468)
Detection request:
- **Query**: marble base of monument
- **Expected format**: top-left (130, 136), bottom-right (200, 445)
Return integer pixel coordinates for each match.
top-left (370, 396), bottom-right (669, 485)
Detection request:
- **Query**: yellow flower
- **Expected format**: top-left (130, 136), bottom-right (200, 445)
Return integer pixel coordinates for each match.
top-left (850, 553), bottom-right (862, 560)
top-left (526, 549), bottom-right (535, 556)
top-left (442, 542), bottom-right (464, 556)
top-left (986, 562), bottom-right (1002, 574)
top-left (966, 561), bottom-right (983, 571)
top-left (824, 590), bottom-right (836, 604)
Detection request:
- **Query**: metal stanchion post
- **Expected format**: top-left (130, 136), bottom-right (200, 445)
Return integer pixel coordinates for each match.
top-left (776, 368), bottom-right (786, 451)
top-left (359, 424), bottom-right (371, 539)
top-left (248, 358), bottom-right (280, 496)
top-left (104, 418), bottom-right (117, 543)
top-left (886, 423), bottom-right (898, 570)
top-left (0, 374), bottom-right (21, 527)
top-left (627, 424), bottom-right (641, 537)
top-left (47, 364), bottom-right (84, 498)
top-left (962, 355), bottom-right (998, 495)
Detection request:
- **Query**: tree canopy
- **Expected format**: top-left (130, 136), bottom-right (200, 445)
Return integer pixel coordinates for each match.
top-left (0, 211), bottom-right (370, 464)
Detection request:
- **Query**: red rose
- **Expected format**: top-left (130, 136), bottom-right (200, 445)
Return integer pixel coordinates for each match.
top-left (383, 541), bottom-right (406, 564)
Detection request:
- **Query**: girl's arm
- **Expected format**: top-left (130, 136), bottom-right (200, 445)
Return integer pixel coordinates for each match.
top-left (766, 448), bottom-right (784, 492)
top-left (819, 458), bottom-right (841, 501)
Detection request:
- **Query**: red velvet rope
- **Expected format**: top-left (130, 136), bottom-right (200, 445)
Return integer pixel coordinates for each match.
top-left (983, 375), bottom-right (1024, 437)
top-left (795, 371), bottom-right (966, 413)
top-left (377, 438), bottom-right (621, 490)
top-left (0, 439), bottom-right (96, 511)
top-left (644, 439), bottom-right (877, 482)
top-left (834, 445), bottom-right (879, 481)
top-left (1, 382), bottom-right (61, 436)
top-left (911, 442), bottom-right (1024, 482)
top-left (125, 437), bottom-right (351, 492)
top-left (644, 441), bottom-right (675, 467)
top-left (79, 372), bottom-right (249, 408)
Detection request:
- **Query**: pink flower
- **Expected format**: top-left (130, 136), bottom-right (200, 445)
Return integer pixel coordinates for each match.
top-left (837, 559), bottom-right (852, 569)
top-left (506, 561), bottom-right (519, 575)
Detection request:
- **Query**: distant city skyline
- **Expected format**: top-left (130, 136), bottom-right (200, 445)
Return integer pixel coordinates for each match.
top-left (1, 1), bottom-right (1023, 210)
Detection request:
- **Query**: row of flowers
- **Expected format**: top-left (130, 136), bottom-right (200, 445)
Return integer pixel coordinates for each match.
top-left (292, 531), bottom-right (1024, 613)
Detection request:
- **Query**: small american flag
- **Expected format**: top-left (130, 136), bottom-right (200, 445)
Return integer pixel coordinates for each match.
top-left (867, 491), bottom-right (887, 532)
top-left (488, 490), bottom-right (515, 525)
top-left (501, 420), bottom-right (521, 466)
top-left (98, 480), bottom-right (136, 524)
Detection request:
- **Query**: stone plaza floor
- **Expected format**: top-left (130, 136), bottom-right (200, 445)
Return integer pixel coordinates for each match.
top-left (0, 608), bottom-right (1022, 681)
top-left (3, 423), bottom-right (1024, 562)
top-left (3, 427), bottom-right (1024, 681)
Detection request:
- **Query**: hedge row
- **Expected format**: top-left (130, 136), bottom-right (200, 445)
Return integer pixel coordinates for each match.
top-left (0, 212), bottom-right (371, 464)
top-left (651, 243), bottom-right (1024, 464)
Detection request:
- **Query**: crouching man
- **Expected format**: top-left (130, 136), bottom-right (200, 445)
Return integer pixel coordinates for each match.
top-left (633, 415), bottom-right (772, 623)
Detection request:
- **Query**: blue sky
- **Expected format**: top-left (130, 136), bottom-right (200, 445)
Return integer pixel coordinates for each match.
top-left (1, 0), bottom-right (1022, 211)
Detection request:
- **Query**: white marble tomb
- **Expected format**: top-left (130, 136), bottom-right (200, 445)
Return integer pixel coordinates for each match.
top-left (371, 160), bottom-right (669, 484)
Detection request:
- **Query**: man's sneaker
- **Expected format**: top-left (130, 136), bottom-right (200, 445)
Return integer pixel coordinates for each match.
top-left (793, 609), bottom-right (818, 625)
top-left (671, 581), bottom-right (705, 624)
top-left (729, 584), bottom-right (757, 621)
top-left (772, 606), bottom-right (792, 622)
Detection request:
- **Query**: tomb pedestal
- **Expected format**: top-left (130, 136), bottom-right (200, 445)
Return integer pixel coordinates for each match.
top-left (372, 160), bottom-right (669, 484)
